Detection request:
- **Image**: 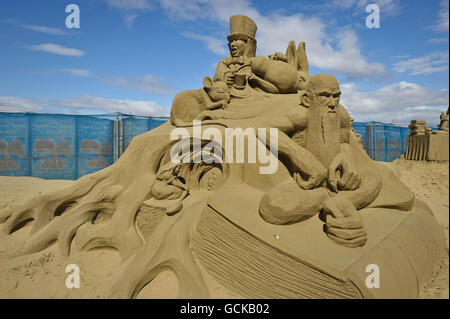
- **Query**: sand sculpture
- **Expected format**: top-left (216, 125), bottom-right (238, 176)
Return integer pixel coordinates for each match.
top-left (405, 108), bottom-right (449, 161)
top-left (0, 15), bottom-right (446, 299)
top-left (350, 117), bottom-right (363, 146)
top-left (438, 107), bottom-right (449, 132)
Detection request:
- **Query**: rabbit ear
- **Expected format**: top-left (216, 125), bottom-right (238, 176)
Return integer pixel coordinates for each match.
top-left (285, 40), bottom-right (297, 67)
top-left (203, 76), bottom-right (213, 89)
top-left (296, 42), bottom-right (309, 73)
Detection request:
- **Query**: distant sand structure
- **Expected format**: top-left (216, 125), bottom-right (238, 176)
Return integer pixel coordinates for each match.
top-left (405, 107), bottom-right (449, 161)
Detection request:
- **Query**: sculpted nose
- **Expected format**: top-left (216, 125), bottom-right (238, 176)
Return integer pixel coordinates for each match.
top-left (327, 96), bottom-right (335, 107)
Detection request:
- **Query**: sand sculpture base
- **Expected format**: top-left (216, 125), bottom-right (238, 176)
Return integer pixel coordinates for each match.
top-left (1, 120), bottom-right (446, 299)
top-left (191, 183), bottom-right (445, 299)
top-left (406, 133), bottom-right (449, 161)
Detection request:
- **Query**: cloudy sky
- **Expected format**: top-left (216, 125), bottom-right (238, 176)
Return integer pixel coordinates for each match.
top-left (0, 0), bottom-right (448, 126)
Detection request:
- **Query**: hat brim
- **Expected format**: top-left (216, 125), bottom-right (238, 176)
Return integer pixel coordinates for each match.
top-left (227, 33), bottom-right (253, 42)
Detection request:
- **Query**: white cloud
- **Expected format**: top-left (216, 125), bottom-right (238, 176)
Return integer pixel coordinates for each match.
top-left (182, 32), bottom-right (227, 55)
top-left (104, 0), bottom-right (153, 28)
top-left (21, 24), bottom-right (68, 35)
top-left (393, 51), bottom-right (449, 75)
top-left (340, 81), bottom-right (449, 125)
top-left (356, 0), bottom-right (398, 15)
top-left (3, 19), bottom-right (69, 35)
top-left (330, 0), bottom-right (357, 9)
top-left (159, 0), bottom-right (213, 21)
top-left (99, 74), bottom-right (174, 94)
top-left (27, 43), bottom-right (85, 57)
top-left (158, 0), bottom-right (388, 79)
top-left (427, 37), bottom-right (449, 44)
top-left (35, 68), bottom-right (173, 95)
top-left (432, 0), bottom-right (449, 33)
top-left (389, 54), bottom-right (410, 59)
top-left (105, 0), bottom-right (153, 10)
top-left (61, 68), bottom-right (94, 77)
top-left (0, 95), bottom-right (169, 117)
top-left (332, 0), bottom-right (399, 15)
top-left (124, 14), bottom-right (139, 28)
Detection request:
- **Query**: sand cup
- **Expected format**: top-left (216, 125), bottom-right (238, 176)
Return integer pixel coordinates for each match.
top-left (233, 73), bottom-right (247, 89)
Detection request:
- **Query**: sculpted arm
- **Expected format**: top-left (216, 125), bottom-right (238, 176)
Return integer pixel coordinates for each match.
top-left (248, 73), bottom-right (280, 94)
top-left (262, 129), bottom-right (327, 189)
top-left (328, 142), bottom-right (382, 210)
top-left (170, 177), bottom-right (189, 191)
top-left (327, 106), bottom-right (361, 192)
top-left (214, 59), bottom-right (233, 85)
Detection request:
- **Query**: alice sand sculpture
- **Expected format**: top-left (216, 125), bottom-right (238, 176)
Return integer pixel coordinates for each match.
top-left (0, 15), bottom-right (446, 298)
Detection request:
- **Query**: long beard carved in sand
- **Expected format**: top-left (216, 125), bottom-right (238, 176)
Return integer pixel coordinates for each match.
top-left (305, 97), bottom-right (341, 168)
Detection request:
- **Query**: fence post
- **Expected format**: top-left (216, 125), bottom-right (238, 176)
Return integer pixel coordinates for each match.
top-left (119, 116), bottom-right (124, 157)
top-left (27, 113), bottom-right (32, 176)
top-left (75, 116), bottom-right (79, 179)
top-left (113, 113), bottom-right (118, 163)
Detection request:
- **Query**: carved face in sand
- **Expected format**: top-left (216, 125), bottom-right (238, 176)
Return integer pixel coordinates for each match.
top-left (295, 71), bottom-right (312, 92)
top-left (307, 74), bottom-right (341, 114)
top-left (303, 74), bottom-right (342, 167)
top-left (203, 76), bottom-right (231, 104)
top-left (228, 39), bottom-right (247, 58)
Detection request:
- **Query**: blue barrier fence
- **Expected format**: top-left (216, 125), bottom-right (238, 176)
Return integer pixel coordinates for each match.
top-left (0, 112), bottom-right (167, 180)
top-left (0, 112), bottom-right (409, 179)
top-left (353, 122), bottom-right (410, 162)
top-left (122, 116), bottom-right (169, 150)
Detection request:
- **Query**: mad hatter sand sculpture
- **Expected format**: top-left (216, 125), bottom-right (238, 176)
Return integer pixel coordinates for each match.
top-left (0, 15), bottom-right (446, 298)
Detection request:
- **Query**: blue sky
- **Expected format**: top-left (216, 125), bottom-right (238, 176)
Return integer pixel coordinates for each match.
top-left (0, 0), bottom-right (448, 125)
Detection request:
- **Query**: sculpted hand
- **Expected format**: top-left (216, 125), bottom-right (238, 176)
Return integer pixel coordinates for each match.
top-left (197, 110), bottom-right (221, 121)
top-left (224, 72), bottom-right (235, 86)
top-left (328, 153), bottom-right (361, 192)
top-left (269, 52), bottom-right (288, 62)
top-left (294, 162), bottom-right (327, 190)
top-left (206, 100), bottom-right (227, 110)
top-left (322, 197), bottom-right (367, 248)
top-left (217, 100), bottom-right (229, 110)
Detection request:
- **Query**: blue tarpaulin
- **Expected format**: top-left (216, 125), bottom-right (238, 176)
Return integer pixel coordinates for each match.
top-left (353, 122), bottom-right (410, 162)
top-left (0, 112), bottom-right (166, 180)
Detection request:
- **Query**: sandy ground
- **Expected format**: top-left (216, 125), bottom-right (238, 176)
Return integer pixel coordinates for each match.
top-left (0, 159), bottom-right (448, 299)
top-left (381, 159), bottom-right (449, 298)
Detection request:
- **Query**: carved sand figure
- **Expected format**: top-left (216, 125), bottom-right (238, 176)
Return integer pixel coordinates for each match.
top-left (145, 161), bottom-right (189, 215)
top-left (257, 74), bottom-right (382, 248)
top-left (438, 107), bottom-right (449, 132)
top-left (350, 117), bottom-right (363, 146)
top-left (213, 15), bottom-right (309, 96)
top-left (170, 77), bottom-right (230, 127)
top-left (406, 107), bottom-right (449, 161)
top-left (0, 15), bottom-right (446, 299)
